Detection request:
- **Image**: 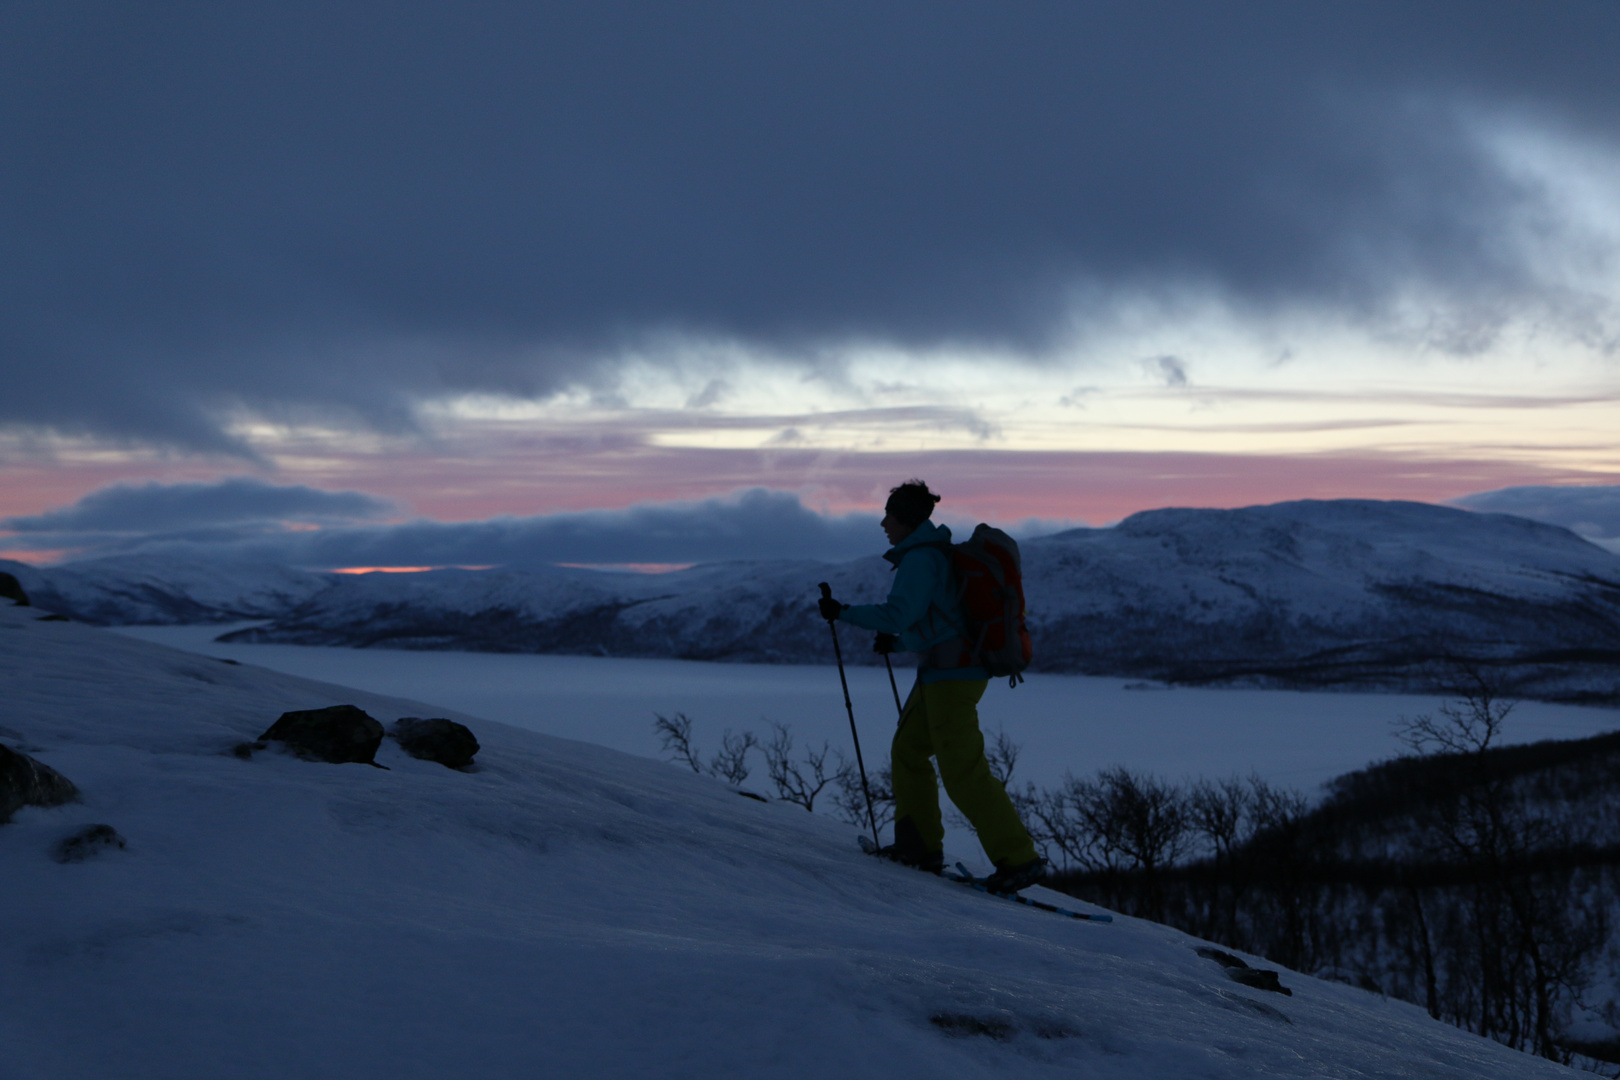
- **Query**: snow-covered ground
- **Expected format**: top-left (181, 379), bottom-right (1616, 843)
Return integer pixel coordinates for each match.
top-left (2, 604), bottom-right (1579, 1078)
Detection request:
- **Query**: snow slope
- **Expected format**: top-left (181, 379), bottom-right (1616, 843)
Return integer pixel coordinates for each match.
top-left (0, 601), bottom-right (1575, 1078)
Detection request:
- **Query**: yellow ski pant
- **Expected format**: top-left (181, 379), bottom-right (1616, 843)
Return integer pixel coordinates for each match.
top-left (892, 678), bottom-right (1038, 868)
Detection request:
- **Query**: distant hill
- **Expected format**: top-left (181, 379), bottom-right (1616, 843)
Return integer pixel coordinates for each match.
top-left (0, 554), bottom-right (333, 625)
top-left (11, 499), bottom-right (1620, 702)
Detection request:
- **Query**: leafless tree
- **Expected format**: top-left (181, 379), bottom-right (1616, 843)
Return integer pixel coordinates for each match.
top-left (1395, 663), bottom-right (1515, 757)
top-left (1021, 775), bottom-right (1105, 873)
top-left (1392, 669), bottom-right (1601, 1060)
top-left (1247, 775), bottom-right (1308, 837)
top-left (1187, 776), bottom-right (1251, 864)
top-left (1081, 768), bottom-right (1191, 879)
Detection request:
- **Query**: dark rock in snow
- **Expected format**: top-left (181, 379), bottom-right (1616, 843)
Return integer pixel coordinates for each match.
top-left (1195, 946), bottom-right (1292, 996)
top-left (1228, 968), bottom-right (1292, 996)
top-left (930, 1013), bottom-right (1016, 1041)
top-left (391, 717), bottom-right (479, 769)
top-left (1, 743), bottom-right (81, 824)
top-left (0, 571), bottom-right (29, 606)
top-left (53, 823), bottom-right (127, 862)
top-left (259, 705), bottom-right (385, 766)
top-left (35, 613), bottom-right (70, 622)
top-left (1195, 947), bottom-right (1250, 969)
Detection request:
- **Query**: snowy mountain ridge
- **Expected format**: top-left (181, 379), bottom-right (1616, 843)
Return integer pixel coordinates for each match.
top-left (0, 600), bottom-right (1583, 1077)
top-left (9, 499), bottom-right (1620, 701)
top-left (3, 553), bottom-right (334, 625)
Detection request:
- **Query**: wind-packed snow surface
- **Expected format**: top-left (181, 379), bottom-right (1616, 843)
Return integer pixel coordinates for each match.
top-left (10, 499), bottom-right (1620, 701)
top-left (0, 603), bottom-right (1572, 1078)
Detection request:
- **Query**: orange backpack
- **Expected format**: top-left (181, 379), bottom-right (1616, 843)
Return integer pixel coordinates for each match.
top-left (913, 524), bottom-right (1034, 685)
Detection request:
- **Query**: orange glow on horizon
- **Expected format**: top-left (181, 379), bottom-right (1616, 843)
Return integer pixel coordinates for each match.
top-left (328, 565), bottom-right (495, 574)
top-left (0, 549), bottom-right (72, 566)
top-left (555, 562), bottom-right (697, 574)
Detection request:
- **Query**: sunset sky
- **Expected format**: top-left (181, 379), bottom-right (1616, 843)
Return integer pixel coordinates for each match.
top-left (4, 3), bottom-right (1620, 568)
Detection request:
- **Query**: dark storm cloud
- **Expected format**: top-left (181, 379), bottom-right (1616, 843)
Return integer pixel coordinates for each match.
top-left (4, 484), bottom-right (885, 567)
top-left (4, 2), bottom-right (1620, 448)
top-left (1454, 485), bottom-right (1620, 544)
top-left (1, 478), bottom-right (397, 533)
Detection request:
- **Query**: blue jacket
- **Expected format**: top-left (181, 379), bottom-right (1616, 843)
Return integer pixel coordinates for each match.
top-left (839, 521), bottom-right (987, 684)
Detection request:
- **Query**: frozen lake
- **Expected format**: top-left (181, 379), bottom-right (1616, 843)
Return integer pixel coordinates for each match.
top-left (113, 623), bottom-right (1620, 797)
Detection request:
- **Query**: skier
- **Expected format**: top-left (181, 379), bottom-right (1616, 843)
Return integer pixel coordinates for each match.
top-left (818, 479), bottom-right (1046, 893)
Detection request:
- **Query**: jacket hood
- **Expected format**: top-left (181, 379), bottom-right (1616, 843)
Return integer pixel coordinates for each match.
top-left (883, 520), bottom-right (952, 567)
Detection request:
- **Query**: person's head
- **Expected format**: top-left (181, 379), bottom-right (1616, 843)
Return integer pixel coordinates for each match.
top-left (881, 479), bottom-right (941, 545)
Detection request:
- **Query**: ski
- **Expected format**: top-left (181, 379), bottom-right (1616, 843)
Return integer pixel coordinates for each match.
top-left (947, 862), bottom-right (1112, 922)
top-left (858, 837), bottom-right (1112, 923)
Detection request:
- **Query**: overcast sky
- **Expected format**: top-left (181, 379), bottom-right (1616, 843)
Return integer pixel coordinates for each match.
top-left (4, 2), bottom-right (1620, 567)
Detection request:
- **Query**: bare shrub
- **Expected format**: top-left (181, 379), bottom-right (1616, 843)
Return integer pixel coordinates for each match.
top-left (653, 712), bottom-right (759, 785)
top-left (763, 721), bottom-right (850, 813)
top-left (654, 712), bottom-right (702, 773)
top-left (1012, 786), bottom-right (1107, 876)
top-left (709, 729), bottom-right (759, 785)
top-left (985, 726), bottom-right (1020, 786)
top-left (834, 763), bottom-right (895, 836)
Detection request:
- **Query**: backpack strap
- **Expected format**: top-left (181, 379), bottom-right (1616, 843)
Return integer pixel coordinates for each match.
top-left (888, 541), bottom-right (971, 661)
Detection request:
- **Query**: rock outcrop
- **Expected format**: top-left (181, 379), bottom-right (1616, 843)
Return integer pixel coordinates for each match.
top-left (53, 823), bottom-right (127, 862)
top-left (390, 717), bottom-right (480, 769)
top-left (0, 743), bottom-right (80, 823)
top-left (258, 705), bottom-right (385, 766)
top-left (0, 570), bottom-right (29, 606)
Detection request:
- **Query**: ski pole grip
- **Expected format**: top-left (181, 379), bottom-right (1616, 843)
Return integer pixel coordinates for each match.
top-left (818, 582), bottom-right (832, 601)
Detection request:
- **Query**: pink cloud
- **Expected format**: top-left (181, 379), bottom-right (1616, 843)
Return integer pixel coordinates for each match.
top-left (319, 445), bottom-right (1615, 527)
top-left (6, 441), bottom-right (1615, 535)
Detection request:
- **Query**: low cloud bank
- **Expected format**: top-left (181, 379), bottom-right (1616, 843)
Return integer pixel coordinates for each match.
top-left (1453, 485), bottom-right (1620, 551)
top-left (2, 482), bottom-right (882, 567)
top-left (1, 479), bottom-right (1090, 569)
top-left (2, 478), bottom-right (398, 534)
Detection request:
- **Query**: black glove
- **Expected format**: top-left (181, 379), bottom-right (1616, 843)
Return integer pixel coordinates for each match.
top-left (818, 595), bottom-right (846, 622)
top-left (872, 632), bottom-right (898, 655)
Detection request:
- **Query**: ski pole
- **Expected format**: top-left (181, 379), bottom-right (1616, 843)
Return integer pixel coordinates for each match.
top-left (883, 654), bottom-right (905, 722)
top-left (819, 582), bottom-right (881, 848)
